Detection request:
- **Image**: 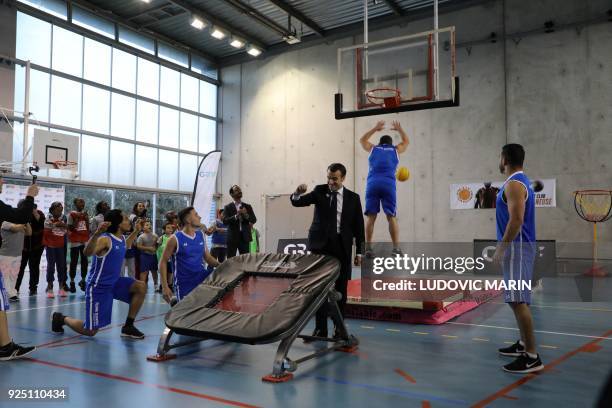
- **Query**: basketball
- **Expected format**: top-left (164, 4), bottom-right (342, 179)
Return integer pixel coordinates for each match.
top-left (532, 180), bottom-right (544, 192)
top-left (396, 166), bottom-right (410, 182)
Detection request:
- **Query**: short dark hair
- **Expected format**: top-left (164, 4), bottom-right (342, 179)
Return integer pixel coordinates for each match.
top-left (501, 144), bottom-right (525, 167)
top-left (178, 206), bottom-right (194, 227)
top-left (327, 163), bottom-right (347, 177)
top-left (95, 201), bottom-right (108, 215)
top-left (104, 209), bottom-right (124, 234)
top-left (49, 201), bottom-right (62, 212)
top-left (162, 222), bottom-right (174, 231)
top-left (379, 135), bottom-right (393, 145)
top-left (229, 185), bottom-right (239, 195)
top-left (73, 197), bottom-right (84, 206)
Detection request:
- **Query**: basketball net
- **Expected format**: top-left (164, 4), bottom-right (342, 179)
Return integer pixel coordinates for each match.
top-left (574, 190), bottom-right (612, 277)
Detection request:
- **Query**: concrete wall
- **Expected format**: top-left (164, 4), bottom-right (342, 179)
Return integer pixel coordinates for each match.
top-left (220, 0), bottom-right (612, 252)
top-left (0, 1), bottom-right (17, 163)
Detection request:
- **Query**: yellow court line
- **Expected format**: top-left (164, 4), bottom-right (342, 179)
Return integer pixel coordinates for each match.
top-left (442, 335), bottom-right (458, 339)
top-left (386, 329), bottom-right (401, 332)
top-left (413, 331), bottom-right (429, 335)
top-left (504, 341), bottom-right (515, 344)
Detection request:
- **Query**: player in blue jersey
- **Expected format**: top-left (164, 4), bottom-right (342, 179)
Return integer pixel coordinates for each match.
top-left (492, 143), bottom-right (543, 374)
top-left (359, 120), bottom-right (409, 255)
top-left (51, 210), bottom-right (147, 339)
top-left (160, 206), bottom-right (219, 304)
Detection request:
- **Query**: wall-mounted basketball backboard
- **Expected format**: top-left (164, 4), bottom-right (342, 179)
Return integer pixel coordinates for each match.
top-left (32, 128), bottom-right (79, 179)
top-left (335, 26), bottom-right (459, 119)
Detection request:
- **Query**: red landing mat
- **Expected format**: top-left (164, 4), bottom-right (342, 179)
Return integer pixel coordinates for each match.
top-left (345, 279), bottom-right (501, 324)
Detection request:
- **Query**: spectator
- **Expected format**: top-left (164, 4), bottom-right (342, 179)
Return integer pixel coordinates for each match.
top-left (43, 202), bottom-right (68, 298)
top-left (157, 222), bottom-right (175, 290)
top-left (223, 185), bottom-right (257, 258)
top-left (210, 209), bottom-right (228, 263)
top-left (89, 200), bottom-right (109, 234)
top-left (0, 200), bottom-right (31, 302)
top-left (16, 204), bottom-right (45, 296)
top-left (67, 198), bottom-right (89, 293)
top-left (136, 221), bottom-right (159, 292)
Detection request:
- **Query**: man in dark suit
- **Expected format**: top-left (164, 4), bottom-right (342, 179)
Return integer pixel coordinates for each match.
top-left (223, 185), bottom-right (257, 258)
top-left (291, 163), bottom-right (365, 338)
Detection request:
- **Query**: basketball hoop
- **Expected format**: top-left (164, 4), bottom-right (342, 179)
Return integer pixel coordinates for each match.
top-left (365, 88), bottom-right (402, 108)
top-left (574, 190), bottom-right (612, 277)
top-left (52, 160), bottom-right (78, 171)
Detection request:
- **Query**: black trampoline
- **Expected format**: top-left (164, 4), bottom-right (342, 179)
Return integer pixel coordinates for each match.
top-left (148, 253), bottom-right (359, 382)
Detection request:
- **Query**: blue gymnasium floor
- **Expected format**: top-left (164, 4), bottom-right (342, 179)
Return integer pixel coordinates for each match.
top-left (3, 274), bottom-right (612, 408)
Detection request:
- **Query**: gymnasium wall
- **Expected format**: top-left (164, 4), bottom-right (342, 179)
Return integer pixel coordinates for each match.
top-left (219, 0), bottom-right (612, 255)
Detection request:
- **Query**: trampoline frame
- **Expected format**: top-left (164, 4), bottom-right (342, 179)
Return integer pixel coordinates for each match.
top-left (148, 277), bottom-right (359, 382)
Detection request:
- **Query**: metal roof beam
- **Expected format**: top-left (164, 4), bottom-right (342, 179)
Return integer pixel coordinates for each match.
top-left (266, 0), bottom-right (325, 36)
top-left (383, 0), bottom-right (406, 16)
top-left (219, 0), bottom-right (293, 38)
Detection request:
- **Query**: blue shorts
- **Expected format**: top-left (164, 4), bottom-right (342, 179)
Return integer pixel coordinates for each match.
top-left (365, 177), bottom-right (397, 216)
top-left (174, 270), bottom-right (211, 301)
top-left (502, 244), bottom-right (535, 305)
top-left (84, 277), bottom-right (135, 330)
top-left (0, 273), bottom-right (8, 311)
top-left (140, 253), bottom-right (158, 272)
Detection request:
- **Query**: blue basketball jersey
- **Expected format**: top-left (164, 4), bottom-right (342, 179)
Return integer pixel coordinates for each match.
top-left (174, 230), bottom-right (207, 281)
top-left (368, 144), bottom-right (399, 181)
top-left (496, 171), bottom-right (536, 243)
top-left (86, 233), bottom-right (126, 288)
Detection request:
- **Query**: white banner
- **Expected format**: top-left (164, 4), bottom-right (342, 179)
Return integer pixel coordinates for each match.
top-left (191, 151), bottom-right (221, 227)
top-left (450, 178), bottom-right (556, 209)
top-left (0, 183), bottom-right (65, 215)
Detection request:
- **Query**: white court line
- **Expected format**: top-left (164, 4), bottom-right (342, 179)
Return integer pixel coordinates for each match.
top-left (491, 302), bottom-right (612, 313)
top-left (447, 321), bottom-right (612, 341)
top-left (6, 301), bottom-right (86, 314)
top-left (386, 328), bottom-right (401, 332)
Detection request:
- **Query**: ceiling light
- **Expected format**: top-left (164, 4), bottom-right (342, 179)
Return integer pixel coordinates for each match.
top-left (247, 45), bottom-right (262, 57)
top-left (283, 35), bottom-right (301, 45)
top-left (140, 0), bottom-right (151, 3)
top-left (230, 37), bottom-right (245, 48)
top-left (210, 27), bottom-right (227, 40)
top-left (191, 16), bottom-right (206, 30)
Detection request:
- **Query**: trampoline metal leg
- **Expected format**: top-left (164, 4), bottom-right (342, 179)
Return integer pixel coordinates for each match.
top-left (147, 327), bottom-right (177, 362)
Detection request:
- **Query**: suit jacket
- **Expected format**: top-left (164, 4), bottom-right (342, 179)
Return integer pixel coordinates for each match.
top-left (222, 201), bottom-right (257, 244)
top-left (290, 184), bottom-right (365, 260)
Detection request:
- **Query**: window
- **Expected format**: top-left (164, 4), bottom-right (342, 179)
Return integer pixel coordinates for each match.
top-left (50, 76), bottom-right (82, 129)
top-left (16, 12), bottom-right (51, 67)
top-left (199, 118), bottom-right (216, 153)
top-left (52, 26), bottom-right (83, 77)
top-left (199, 80), bottom-right (217, 117)
top-left (112, 48), bottom-right (136, 93)
top-left (179, 154), bottom-right (198, 192)
top-left (155, 193), bottom-right (190, 233)
top-left (180, 113), bottom-right (198, 152)
top-left (14, 68), bottom-right (50, 122)
top-left (64, 185), bottom-right (112, 215)
top-left (114, 191), bottom-right (153, 216)
top-left (82, 85), bottom-right (110, 134)
top-left (109, 141), bottom-right (134, 185)
top-left (72, 6), bottom-right (114, 39)
top-left (136, 100), bottom-right (158, 144)
top-left (84, 39), bottom-right (111, 86)
top-left (137, 57), bottom-right (160, 100)
top-left (158, 43), bottom-right (188, 68)
top-left (191, 54), bottom-right (218, 80)
top-left (80, 135), bottom-right (109, 183)
top-left (158, 150), bottom-right (179, 190)
top-left (159, 107), bottom-right (179, 148)
top-left (111, 93), bottom-right (135, 140)
top-left (17, 0), bottom-right (67, 19)
top-left (135, 146), bottom-right (158, 188)
top-left (160, 66), bottom-right (180, 106)
top-left (118, 28), bottom-right (155, 54)
top-left (181, 73), bottom-right (199, 112)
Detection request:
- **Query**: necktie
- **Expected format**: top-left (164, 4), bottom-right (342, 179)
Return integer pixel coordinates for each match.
top-left (330, 191), bottom-right (338, 234)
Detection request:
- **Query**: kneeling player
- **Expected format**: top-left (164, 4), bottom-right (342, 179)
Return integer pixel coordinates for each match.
top-left (51, 210), bottom-right (147, 339)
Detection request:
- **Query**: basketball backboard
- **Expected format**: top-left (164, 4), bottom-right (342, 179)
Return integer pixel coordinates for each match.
top-left (335, 27), bottom-right (459, 119)
top-left (32, 128), bottom-right (79, 179)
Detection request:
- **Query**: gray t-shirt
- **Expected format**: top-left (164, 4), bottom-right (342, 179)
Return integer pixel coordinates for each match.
top-left (137, 232), bottom-right (158, 253)
top-left (0, 222), bottom-right (26, 257)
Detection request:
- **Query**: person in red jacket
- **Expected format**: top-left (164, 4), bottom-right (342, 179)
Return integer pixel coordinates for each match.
top-left (43, 202), bottom-right (68, 298)
top-left (67, 198), bottom-right (89, 293)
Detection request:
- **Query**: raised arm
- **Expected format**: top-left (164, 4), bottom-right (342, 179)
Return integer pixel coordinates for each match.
top-left (360, 121), bottom-right (385, 152)
top-left (126, 218), bottom-right (144, 249)
top-left (0, 184), bottom-right (38, 224)
top-left (84, 222), bottom-right (111, 257)
top-left (392, 121), bottom-right (409, 154)
top-left (290, 184), bottom-right (317, 207)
